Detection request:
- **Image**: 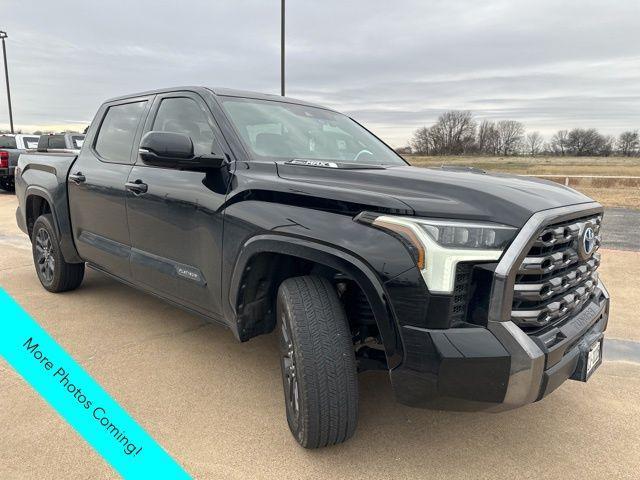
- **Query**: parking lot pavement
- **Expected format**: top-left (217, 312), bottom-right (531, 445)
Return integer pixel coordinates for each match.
top-left (1, 192), bottom-right (640, 480)
top-left (602, 208), bottom-right (640, 251)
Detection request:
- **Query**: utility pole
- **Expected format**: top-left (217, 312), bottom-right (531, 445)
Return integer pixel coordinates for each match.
top-left (280, 0), bottom-right (285, 96)
top-left (0, 31), bottom-right (14, 133)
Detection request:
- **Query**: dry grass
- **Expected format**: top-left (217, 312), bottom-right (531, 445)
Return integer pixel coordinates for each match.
top-left (405, 155), bottom-right (640, 209)
top-left (574, 187), bottom-right (640, 209)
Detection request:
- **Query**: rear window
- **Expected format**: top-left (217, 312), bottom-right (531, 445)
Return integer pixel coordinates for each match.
top-left (23, 136), bottom-right (39, 149)
top-left (71, 135), bottom-right (85, 149)
top-left (95, 101), bottom-right (147, 163)
top-left (48, 136), bottom-right (66, 149)
top-left (0, 136), bottom-right (17, 149)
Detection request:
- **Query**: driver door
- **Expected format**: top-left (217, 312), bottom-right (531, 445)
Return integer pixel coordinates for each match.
top-left (125, 92), bottom-right (230, 319)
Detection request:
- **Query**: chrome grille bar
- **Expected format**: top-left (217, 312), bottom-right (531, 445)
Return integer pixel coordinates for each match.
top-left (511, 214), bottom-right (602, 330)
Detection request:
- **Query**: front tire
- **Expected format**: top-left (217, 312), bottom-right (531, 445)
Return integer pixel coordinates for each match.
top-left (32, 214), bottom-right (84, 292)
top-left (277, 276), bottom-right (358, 448)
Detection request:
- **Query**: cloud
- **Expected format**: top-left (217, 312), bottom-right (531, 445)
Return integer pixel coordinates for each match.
top-left (1, 0), bottom-right (639, 145)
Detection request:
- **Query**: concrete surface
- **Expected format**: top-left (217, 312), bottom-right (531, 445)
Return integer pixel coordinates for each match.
top-left (1, 192), bottom-right (640, 480)
top-left (597, 249), bottom-right (640, 342)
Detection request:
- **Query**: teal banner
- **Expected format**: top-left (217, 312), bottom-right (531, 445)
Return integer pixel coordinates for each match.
top-left (0, 288), bottom-right (191, 479)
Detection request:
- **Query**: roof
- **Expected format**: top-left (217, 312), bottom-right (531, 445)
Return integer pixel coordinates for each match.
top-left (103, 86), bottom-right (335, 112)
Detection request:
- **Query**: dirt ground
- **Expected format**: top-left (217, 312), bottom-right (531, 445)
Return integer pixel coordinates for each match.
top-left (1, 192), bottom-right (640, 480)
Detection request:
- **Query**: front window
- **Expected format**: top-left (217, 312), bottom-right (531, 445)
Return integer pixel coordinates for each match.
top-left (221, 97), bottom-right (405, 166)
top-left (152, 97), bottom-right (216, 155)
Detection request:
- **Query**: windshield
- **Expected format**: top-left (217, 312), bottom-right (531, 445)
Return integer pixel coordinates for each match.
top-left (0, 136), bottom-right (17, 149)
top-left (221, 97), bottom-right (405, 166)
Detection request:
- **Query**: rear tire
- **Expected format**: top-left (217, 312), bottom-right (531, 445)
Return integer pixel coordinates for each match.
top-left (32, 214), bottom-right (84, 292)
top-left (277, 275), bottom-right (358, 448)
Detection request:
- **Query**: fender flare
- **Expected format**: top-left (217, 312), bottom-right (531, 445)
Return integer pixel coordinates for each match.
top-left (227, 234), bottom-right (403, 368)
top-left (25, 186), bottom-right (83, 263)
top-left (25, 187), bottom-right (59, 236)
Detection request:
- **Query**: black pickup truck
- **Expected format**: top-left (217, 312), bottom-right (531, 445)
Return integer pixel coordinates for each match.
top-left (15, 87), bottom-right (610, 448)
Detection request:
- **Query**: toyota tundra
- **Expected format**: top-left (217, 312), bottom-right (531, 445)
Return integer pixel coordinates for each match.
top-left (15, 87), bottom-right (610, 448)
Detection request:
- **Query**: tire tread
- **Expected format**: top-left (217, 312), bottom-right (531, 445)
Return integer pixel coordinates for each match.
top-left (279, 275), bottom-right (358, 448)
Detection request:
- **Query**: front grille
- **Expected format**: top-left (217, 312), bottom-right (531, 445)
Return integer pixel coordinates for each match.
top-left (511, 213), bottom-right (602, 331)
top-left (450, 263), bottom-right (473, 325)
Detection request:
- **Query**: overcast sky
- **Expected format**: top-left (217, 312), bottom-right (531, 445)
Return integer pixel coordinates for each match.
top-left (1, 0), bottom-right (639, 146)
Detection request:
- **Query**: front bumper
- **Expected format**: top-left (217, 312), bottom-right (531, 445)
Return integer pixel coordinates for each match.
top-left (389, 281), bottom-right (610, 411)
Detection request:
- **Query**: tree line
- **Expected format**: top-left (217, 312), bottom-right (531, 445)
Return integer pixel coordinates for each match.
top-left (408, 110), bottom-right (640, 157)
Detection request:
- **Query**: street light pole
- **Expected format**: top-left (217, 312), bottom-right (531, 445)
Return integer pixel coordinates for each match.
top-left (0, 31), bottom-right (14, 133)
top-left (280, 0), bottom-right (285, 96)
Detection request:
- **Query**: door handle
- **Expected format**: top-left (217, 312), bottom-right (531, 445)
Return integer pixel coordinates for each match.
top-left (125, 180), bottom-right (148, 195)
top-left (69, 172), bottom-right (86, 184)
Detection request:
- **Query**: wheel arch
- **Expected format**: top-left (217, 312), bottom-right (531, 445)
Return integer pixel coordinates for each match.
top-left (25, 186), bottom-right (83, 263)
top-left (25, 189), bottom-right (56, 238)
top-left (226, 234), bottom-right (402, 368)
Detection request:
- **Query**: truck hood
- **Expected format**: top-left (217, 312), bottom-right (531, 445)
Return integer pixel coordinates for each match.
top-left (276, 163), bottom-right (594, 227)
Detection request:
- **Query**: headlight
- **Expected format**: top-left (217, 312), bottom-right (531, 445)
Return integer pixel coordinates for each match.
top-left (358, 214), bottom-right (517, 294)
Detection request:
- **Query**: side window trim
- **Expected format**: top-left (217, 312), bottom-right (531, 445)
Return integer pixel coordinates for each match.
top-left (91, 96), bottom-right (154, 165)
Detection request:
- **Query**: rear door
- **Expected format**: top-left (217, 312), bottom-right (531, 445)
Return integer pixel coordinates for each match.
top-left (125, 91), bottom-right (230, 318)
top-left (68, 97), bottom-right (153, 279)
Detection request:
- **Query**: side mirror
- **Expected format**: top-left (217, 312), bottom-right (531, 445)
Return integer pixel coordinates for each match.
top-left (139, 131), bottom-right (227, 170)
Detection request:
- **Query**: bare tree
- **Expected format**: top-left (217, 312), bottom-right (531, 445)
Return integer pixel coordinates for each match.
top-left (526, 131), bottom-right (544, 156)
top-left (410, 126), bottom-right (432, 155)
top-left (477, 120), bottom-right (500, 154)
top-left (410, 111), bottom-right (476, 155)
top-left (566, 128), bottom-right (606, 156)
top-left (617, 130), bottom-right (639, 156)
top-left (394, 146), bottom-right (412, 155)
top-left (600, 135), bottom-right (616, 157)
top-left (550, 130), bottom-right (569, 156)
top-left (496, 120), bottom-right (525, 155)
top-left (435, 110), bottom-right (477, 154)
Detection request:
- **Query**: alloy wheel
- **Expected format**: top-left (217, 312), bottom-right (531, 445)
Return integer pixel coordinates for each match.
top-left (35, 228), bottom-right (55, 284)
top-left (281, 313), bottom-right (300, 420)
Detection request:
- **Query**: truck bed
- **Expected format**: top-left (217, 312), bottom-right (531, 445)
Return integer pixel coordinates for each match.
top-left (17, 151), bottom-right (78, 182)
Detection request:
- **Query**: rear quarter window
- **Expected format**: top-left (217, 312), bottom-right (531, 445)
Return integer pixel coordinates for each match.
top-left (94, 101), bottom-right (147, 163)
